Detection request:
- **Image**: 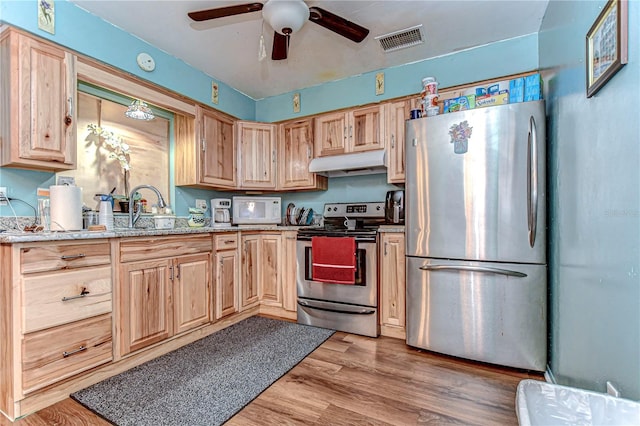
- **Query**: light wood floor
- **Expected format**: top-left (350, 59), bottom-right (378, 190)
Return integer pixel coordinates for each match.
top-left (2, 332), bottom-right (542, 425)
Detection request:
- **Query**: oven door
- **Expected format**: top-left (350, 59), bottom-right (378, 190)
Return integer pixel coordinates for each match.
top-left (295, 238), bottom-right (377, 307)
top-left (297, 299), bottom-right (378, 337)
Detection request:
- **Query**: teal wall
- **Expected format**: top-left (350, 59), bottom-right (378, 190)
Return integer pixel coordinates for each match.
top-left (540, 0), bottom-right (640, 399)
top-left (1, 0), bottom-right (538, 219)
top-left (255, 34), bottom-right (539, 122)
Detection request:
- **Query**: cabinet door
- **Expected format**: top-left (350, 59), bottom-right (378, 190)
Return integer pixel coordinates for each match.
top-left (349, 104), bottom-right (385, 153)
top-left (237, 121), bottom-right (277, 189)
top-left (386, 100), bottom-right (410, 183)
top-left (173, 253), bottom-right (211, 335)
top-left (215, 248), bottom-right (239, 319)
top-left (380, 233), bottom-right (406, 330)
top-left (278, 119), bottom-right (314, 189)
top-left (240, 235), bottom-right (260, 309)
top-left (198, 106), bottom-right (236, 188)
top-left (259, 234), bottom-right (281, 306)
top-left (1, 31), bottom-right (76, 170)
top-left (314, 111), bottom-right (347, 157)
top-left (281, 231), bottom-right (298, 312)
top-left (120, 259), bottom-right (173, 355)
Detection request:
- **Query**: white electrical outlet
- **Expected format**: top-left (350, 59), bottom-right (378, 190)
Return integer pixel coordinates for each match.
top-left (195, 199), bottom-right (208, 211)
top-left (0, 187), bottom-right (7, 206)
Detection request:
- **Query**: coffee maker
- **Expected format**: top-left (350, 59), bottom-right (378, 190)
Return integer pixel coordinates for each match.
top-left (385, 190), bottom-right (405, 224)
top-left (211, 198), bottom-right (231, 228)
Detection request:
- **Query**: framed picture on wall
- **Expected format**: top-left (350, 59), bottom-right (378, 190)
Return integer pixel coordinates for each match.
top-left (586, 0), bottom-right (628, 98)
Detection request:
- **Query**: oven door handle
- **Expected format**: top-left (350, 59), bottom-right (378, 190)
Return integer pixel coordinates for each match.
top-left (297, 300), bottom-right (376, 315)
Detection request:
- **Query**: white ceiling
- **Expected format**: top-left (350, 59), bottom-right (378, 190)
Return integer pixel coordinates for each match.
top-left (69, 0), bottom-right (549, 100)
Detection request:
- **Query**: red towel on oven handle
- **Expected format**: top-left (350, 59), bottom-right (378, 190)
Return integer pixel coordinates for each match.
top-left (311, 236), bottom-right (356, 285)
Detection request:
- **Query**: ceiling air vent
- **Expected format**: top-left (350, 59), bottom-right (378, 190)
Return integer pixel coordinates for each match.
top-left (375, 24), bottom-right (425, 53)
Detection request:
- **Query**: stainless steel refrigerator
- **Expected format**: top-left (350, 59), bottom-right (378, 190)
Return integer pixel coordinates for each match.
top-left (405, 100), bottom-right (547, 371)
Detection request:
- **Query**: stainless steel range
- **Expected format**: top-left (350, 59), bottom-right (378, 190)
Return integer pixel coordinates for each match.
top-left (296, 201), bottom-right (385, 337)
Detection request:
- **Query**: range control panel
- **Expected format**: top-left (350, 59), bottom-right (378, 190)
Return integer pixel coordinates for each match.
top-left (323, 202), bottom-right (385, 218)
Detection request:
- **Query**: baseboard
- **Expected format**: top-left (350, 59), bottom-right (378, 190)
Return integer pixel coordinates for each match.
top-left (380, 325), bottom-right (406, 340)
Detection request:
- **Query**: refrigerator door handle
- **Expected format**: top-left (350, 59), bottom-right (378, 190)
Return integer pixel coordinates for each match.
top-left (419, 264), bottom-right (528, 278)
top-left (527, 115), bottom-right (539, 248)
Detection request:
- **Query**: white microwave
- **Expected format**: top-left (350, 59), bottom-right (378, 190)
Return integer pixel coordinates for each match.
top-left (232, 196), bottom-right (282, 225)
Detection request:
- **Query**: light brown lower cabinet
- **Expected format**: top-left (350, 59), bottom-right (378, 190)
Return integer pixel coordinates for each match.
top-left (118, 236), bottom-right (212, 356)
top-left (240, 233), bottom-right (282, 311)
top-left (379, 232), bottom-right (406, 338)
top-left (214, 233), bottom-right (240, 319)
top-left (280, 231), bottom-right (298, 313)
top-left (0, 240), bottom-right (114, 420)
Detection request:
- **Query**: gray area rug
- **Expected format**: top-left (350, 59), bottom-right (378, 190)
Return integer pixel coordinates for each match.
top-left (71, 316), bottom-right (334, 425)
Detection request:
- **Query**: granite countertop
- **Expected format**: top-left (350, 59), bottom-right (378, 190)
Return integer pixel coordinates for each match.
top-left (0, 225), bottom-right (309, 243)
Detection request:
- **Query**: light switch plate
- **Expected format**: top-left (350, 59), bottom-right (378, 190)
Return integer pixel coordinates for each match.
top-left (57, 176), bottom-right (75, 185)
top-left (375, 72), bottom-right (384, 95)
top-left (293, 93), bottom-right (301, 113)
top-left (0, 187), bottom-right (7, 206)
top-left (211, 82), bottom-right (219, 104)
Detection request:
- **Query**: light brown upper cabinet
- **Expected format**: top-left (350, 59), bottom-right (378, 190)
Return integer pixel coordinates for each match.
top-left (278, 118), bottom-right (328, 191)
top-left (237, 121), bottom-right (277, 189)
top-left (175, 106), bottom-right (236, 189)
top-left (0, 27), bottom-right (77, 171)
top-left (386, 100), bottom-right (410, 183)
top-left (314, 104), bottom-right (385, 157)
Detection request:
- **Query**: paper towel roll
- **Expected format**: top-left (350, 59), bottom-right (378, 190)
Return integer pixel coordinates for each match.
top-left (50, 185), bottom-right (83, 231)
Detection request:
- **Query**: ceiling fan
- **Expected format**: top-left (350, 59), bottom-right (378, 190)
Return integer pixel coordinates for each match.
top-left (188, 0), bottom-right (370, 60)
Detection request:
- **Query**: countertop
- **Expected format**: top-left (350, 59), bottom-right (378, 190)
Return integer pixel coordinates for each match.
top-left (0, 225), bottom-right (307, 243)
top-left (0, 224), bottom-right (405, 244)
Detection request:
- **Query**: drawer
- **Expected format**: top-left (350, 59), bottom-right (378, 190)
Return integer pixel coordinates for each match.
top-left (23, 266), bottom-right (112, 333)
top-left (120, 235), bottom-right (212, 263)
top-left (21, 241), bottom-right (111, 274)
top-left (215, 233), bottom-right (238, 250)
top-left (22, 314), bottom-right (113, 394)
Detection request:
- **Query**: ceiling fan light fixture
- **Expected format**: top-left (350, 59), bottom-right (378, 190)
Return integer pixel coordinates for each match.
top-left (125, 99), bottom-right (155, 121)
top-left (262, 0), bottom-right (310, 35)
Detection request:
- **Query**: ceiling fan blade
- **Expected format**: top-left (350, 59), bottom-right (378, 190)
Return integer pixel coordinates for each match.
top-left (308, 6), bottom-right (369, 43)
top-left (272, 31), bottom-right (289, 60)
top-left (188, 3), bottom-right (263, 22)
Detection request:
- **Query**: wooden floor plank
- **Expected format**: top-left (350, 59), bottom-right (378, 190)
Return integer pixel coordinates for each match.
top-left (1, 332), bottom-right (542, 425)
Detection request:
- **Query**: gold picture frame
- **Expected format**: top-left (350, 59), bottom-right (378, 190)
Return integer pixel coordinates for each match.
top-left (586, 0), bottom-right (628, 98)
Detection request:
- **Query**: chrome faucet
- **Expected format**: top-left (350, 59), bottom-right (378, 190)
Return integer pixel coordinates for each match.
top-left (128, 185), bottom-right (167, 228)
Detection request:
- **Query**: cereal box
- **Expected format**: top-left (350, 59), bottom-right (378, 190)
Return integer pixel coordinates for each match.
top-left (509, 78), bottom-right (524, 103)
top-left (524, 74), bottom-right (542, 101)
top-left (443, 95), bottom-right (476, 113)
top-left (476, 91), bottom-right (509, 108)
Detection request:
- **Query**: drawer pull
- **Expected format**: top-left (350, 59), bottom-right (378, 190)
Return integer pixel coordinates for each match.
top-left (62, 287), bottom-right (90, 302)
top-left (223, 239), bottom-right (235, 244)
top-left (63, 345), bottom-right (87, 358)
top-left (61, 254), bottom-right (86, 260)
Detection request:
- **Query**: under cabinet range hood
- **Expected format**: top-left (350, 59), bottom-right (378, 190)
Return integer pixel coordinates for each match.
top-left (308, 150), bottom-right (386, 177)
